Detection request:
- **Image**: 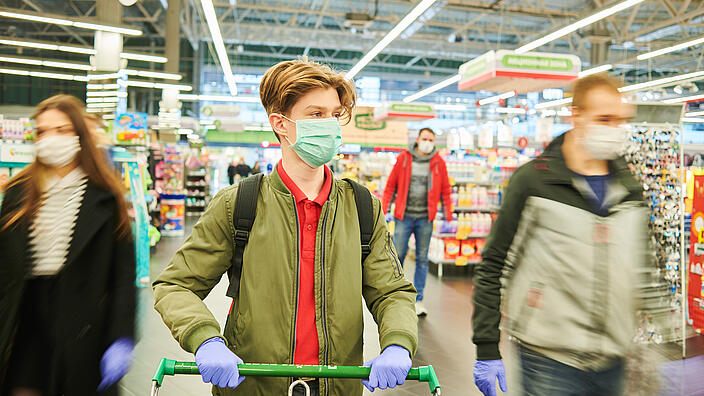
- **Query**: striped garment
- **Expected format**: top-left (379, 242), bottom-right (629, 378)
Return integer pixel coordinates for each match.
top-left (29, 167), bottom-right (88, 276)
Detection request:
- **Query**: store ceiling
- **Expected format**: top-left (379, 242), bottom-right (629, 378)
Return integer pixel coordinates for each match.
top-left (0, 0), bottom-right (702, 85)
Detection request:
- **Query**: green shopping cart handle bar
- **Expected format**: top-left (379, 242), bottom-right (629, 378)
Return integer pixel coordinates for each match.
top-left (152, 358), bottom-right (441, 394)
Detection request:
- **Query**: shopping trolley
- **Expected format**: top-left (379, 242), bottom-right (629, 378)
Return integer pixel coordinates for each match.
top-left (150, 358), bottom-right (442, 396)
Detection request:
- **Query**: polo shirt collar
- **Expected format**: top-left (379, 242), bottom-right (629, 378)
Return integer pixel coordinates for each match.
top-left (277, 160), bottom-right (332, 205)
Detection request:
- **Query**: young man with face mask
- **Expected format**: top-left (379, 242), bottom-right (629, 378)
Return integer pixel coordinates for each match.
top-left (153, 59), bottom-right (418, 396)
top-left (383, 128), bottom-right (453, 316)
top-left (471, 74), bottom-right (648, 396)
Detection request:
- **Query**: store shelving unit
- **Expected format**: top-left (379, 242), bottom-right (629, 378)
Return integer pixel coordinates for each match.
top-left (185, 167), bottom-right (209, 217)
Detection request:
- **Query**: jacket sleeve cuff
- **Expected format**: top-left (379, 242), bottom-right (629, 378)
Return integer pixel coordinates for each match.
top-left (380, 331), bottom-right (418, 359)
top-left (182, 322), bottom-right (224, 353)
top-left (476, 343), bottom-right (502, 361)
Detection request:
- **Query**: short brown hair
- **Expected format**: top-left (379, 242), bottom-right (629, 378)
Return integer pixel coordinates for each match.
top-left (259, 58), bottom-right (356, 125)
top-left (571, 74), bottom-right (623, 110)
top-left (419, 127), bottom-right (435, 136)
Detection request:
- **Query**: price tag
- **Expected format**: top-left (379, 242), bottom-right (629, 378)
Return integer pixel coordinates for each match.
top-left (455, 256), bottom-right (468, 266)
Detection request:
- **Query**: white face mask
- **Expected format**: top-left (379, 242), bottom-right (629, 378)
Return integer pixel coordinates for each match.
top-left (35, 135), bottom-right (80, 167)
top-left (418, 140), bottom-right (435, 154)
top-left (579, 124), bottom-right (627, 160)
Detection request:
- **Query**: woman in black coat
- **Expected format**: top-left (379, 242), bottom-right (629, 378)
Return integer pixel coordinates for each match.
top-left (0, 95), bottom-right (136, 395)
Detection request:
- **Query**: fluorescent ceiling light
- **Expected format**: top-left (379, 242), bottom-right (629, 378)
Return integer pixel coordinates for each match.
top-left (87, 102), bottom-right (118, 108)
top-left (86, 97), bottom-right (120, 103)
top-left (663, 93), bottom-right (704, 104)
top-left (87, 83), bottom-right (120, 90)
top-left (515, 0), bottom-right (644, 54)
top-left (0, 54), bottom-right (92, 71)
top-left (578, 64), bottom-right (613, 78)
top-left (685, 111), bottom-right (704, 117)
top-left (123, 69), bottom-right (182, 80)
top-left (619, 71), bottom-right (704, 92)
top-left (478, 91), bottom-right (515, 106)
top-left (682, 117), bottom-right (704, 123)
top-left (535, 97), bottom-right (573, 109)
top-left (177, 94), bottom-right (260, 102)
top-left (496, 107), bottom-right (527, 114)
top-left (435, 104), bottom-right (467, 111)
top-left (0, 8), bottom-right (141, 36)
top-left (86, 90), bottom-right (127, 97)
top-left (88, 72), bottom-right (124, 80)
top-left (0, 66), bottom-right (85, 81)
top-left (346, 0), bottom-right (439, 80)
top-left (638, 34), bottom-right (704, 60)
top-left (0, 36), bottom-right (165, 62)
top-left (120, 52), bottom-right (167, 63)
top-left (201, 0), bottom-right (237, 95)
top-left (403, 74), bottom-right (460, 103)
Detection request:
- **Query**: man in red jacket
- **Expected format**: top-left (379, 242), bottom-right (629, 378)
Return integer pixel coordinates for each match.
top-left (383, 127), bottom-right (453, 316)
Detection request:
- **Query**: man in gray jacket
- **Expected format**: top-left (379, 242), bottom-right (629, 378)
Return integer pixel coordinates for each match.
top-left (472, 74), bottom-right (648, 396)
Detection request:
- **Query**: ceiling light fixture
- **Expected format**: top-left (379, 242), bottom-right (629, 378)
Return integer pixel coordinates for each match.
top-left (0, 8), bottom-right (142, 36)
top-left (0, 66), bottom-right (87, 81)
top-left (0, 36), bottom-right (166, 62)
top-left (200, 0), bottom-right (237, 95)
top-left (619, 71), bottom-right (704, 92)
top-left (403, 74), bottom-right (460, 103)
top-left (638, 34), bottom-right (704, 60)
top-left (0, 54), bottom-right (92, 71)
top-left (123, 69), bottom-right (182, 80)
top-left (515, 0), bottom-right (644, 54)
top-left (685, 111), bottom-right (704, 117)
top-left (496, 107), bottom-right (527, 114)
top-left (177, 94), bottom-right (260, 102)
top-left (682, 117), bottom-right (704, 123)
top-left (86, 91), bottom-right (127, 97)
top-left (478, 91), bottom-right (516, 106)
top-left (346, 0), bottom-right (439, 80)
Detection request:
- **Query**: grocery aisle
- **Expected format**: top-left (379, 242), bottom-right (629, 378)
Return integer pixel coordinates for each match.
top-left (118, 222), bottom-right (500, 396)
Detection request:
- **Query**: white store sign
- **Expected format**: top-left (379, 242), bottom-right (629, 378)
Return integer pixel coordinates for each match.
top-left (1, 143), bottom-right (35, 163)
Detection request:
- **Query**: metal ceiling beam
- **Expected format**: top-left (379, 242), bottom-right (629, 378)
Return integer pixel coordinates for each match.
top-left (622, 1), bottom-right (704, 41)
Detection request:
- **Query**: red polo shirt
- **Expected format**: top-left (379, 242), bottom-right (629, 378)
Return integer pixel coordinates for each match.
top-left (278, 161), bottom-right (332, 365)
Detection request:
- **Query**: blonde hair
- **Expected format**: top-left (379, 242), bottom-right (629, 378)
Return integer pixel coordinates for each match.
top-left (572, 74), bottom-right (623, 110)
top-left (259, 58), bottom-right (356, 126)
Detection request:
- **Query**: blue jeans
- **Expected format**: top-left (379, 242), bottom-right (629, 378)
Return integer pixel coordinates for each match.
top-left (519, 345), bottom-right (624, 396)
top-left (394, 216), bottom-right (433, 302)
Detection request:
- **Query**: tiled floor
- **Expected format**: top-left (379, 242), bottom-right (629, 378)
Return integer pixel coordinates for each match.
top-left (119, 222), bottom-right (701, 396)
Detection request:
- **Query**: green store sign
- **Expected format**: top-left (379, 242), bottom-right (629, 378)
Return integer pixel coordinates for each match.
top-left (389, 104), bottom-right (433, 113)
top-left (501, 54), bottom-right (573, 71)
top-left (355, 114), bottom-right (386, 131)
top-left (461, 57), bottom-right (488, 79)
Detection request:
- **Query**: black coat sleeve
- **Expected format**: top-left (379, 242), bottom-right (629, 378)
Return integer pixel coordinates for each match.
top-left (107, 210), bottom-right (137, 344)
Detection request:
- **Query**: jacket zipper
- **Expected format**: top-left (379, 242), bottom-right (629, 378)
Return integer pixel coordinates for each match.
top-left (320, 203), bottom-right (330, 395)
top-left (290, 198), bottom-right (301, 379)
top-left (387, 232), bottom-right (402, 277)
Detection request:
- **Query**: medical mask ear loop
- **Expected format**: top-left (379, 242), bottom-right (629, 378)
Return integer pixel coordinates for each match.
top-left (275, 113), bottom-right (296, 146)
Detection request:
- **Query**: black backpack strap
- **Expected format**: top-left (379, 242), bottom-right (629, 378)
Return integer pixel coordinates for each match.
top-left (227, 173), bottom-right (263, 299)
top-left (343, 178), bottom-right (374, 263)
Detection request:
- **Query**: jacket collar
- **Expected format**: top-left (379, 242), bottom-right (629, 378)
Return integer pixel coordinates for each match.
top-left (267, 164), bottom-right (339, 202)
top-left (64, 183), bottom-right (115, 268)
top-left (540, 132), bottom-right (639, 202)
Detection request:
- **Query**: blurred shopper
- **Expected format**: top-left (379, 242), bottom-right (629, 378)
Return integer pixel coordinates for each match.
top-left (235, 158), bottom-right (251, 178)
top-left (153, 59), bottom-right (418, 395)
top-left (227, 159), bottom-right (237, 185)
top-left (382, 127), bottom-right (452, 316)
top-left (0, 95), bottom-right (136, 395)
top-left (472, 74), bottom-right (645, 396)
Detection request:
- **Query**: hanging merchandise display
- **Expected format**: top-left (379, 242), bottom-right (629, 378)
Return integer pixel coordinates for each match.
top-left (624, 122), bottom-right (686, 352)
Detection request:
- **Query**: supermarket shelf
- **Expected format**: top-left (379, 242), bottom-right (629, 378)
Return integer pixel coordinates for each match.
top-left (187, 194), bottom-right (206, 197)
top-left (186, 211), bottom-right (205, 216)
top-left (185, 183), bottom-right (207, 188)
top-left (434, 233), bottom-right (490, 239)
top-left (454, 206), bottom-right (500, 213)
top-left (430, 257), bottom-right (480, 279)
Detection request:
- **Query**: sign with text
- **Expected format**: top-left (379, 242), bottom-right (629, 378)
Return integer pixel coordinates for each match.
top-left (342, 107), bottom-right (409, 146)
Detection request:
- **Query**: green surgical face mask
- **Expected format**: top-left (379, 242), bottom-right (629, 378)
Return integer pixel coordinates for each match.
top-left (281, 115), bottom-right (343, 168)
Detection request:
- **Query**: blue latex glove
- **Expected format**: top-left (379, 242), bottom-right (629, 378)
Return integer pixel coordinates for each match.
top-left (195, 337), bottom-right (245, 389)
top-left (385, 213), bottom-right (394, 223)
top-left (97, 337), bottom-right (134, 391)
top-left (362, 345), bottom-right (412, 392)
top-left (474, 359), bottom-right (507, 396)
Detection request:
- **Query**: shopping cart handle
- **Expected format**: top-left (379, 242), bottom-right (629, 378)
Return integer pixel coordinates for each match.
top-left (152, 358), bottom-right (441, 395)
